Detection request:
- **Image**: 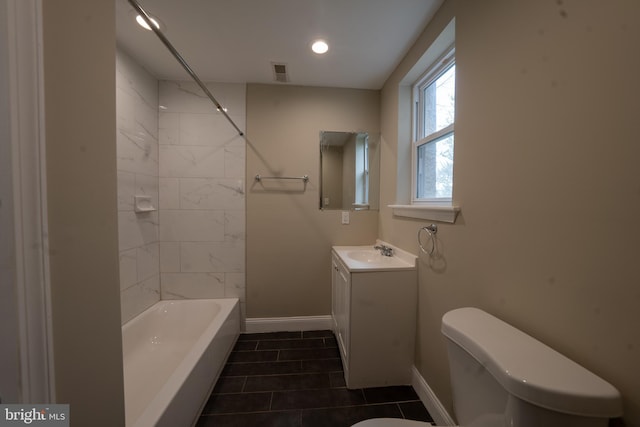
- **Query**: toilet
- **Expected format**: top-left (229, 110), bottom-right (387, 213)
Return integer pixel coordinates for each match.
top-left (352, 307), bottom-right (622, 427)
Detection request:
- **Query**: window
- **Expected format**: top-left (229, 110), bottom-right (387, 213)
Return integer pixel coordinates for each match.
top-left (354, 134), bottom-right (369, 207)
top-left (412, 48), bottom-right (455, 202)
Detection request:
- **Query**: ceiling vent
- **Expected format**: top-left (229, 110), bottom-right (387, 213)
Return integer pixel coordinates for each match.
top-left (272, 62), bottom-right (289, 83)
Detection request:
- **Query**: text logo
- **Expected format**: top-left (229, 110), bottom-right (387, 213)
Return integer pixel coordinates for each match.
top-left (0, 405), bottom-right (69, 426)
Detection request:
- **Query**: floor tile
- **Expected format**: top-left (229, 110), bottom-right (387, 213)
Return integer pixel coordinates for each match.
top-left (398, 401), bottom-right (434, 422)
top-left (257, 338), bottom-right (326, 350)
top-left (271, 388), bottom-right (366, 410)
top-left (233, 340), bottom-right (258, 351)
top-left (323, 335), bottom-right (338, 347)
top-left (329, 371), bottom-right (346, 388)
top-left (196, 410), bottom-right (302, 427)
top-left (212, 376), bottom-right (246, 394)
top-left (239, 331), bottom-right (302, 341)
top-left (197, 330), bottom-right (433, 427)
top-left (227, 349), bottom-right (279, 363)
top-left (279, 347), bottom-right (341, 361)
top-left (223, 360), bottom-right (303, 376)
top-left (243, 373), bottom-right (331, 392)
top-left (301, 404), bottom-right (402, 427)
top-left (302, 330), bottom-right (334, 338)
top-left (202, 391), bottom-right (272, 414)
top-left (300, 358), bottom-right (343, 373)
top-left (363, 385), bottom-right (420, 403)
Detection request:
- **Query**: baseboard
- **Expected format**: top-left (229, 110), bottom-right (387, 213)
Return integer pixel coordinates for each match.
top-left (411, 365), bottom-right (456, 426)
top-left (244, 315), bottom-right (333, 333)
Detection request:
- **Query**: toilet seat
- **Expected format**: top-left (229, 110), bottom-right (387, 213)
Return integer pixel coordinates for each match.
top-left (351, 418), bottom-right (431, 427)
top-left (350, 413), bottom-right (504, 427)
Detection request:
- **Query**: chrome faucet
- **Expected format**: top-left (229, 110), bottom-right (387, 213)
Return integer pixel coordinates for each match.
top-left (374, 244), bottom-right (394, 257)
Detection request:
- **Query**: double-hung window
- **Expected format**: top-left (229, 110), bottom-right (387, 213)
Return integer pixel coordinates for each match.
top-left (412, 48), bottom-right (456, 202)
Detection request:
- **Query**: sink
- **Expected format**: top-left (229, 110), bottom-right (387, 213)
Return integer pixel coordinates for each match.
top-left (332, 242), bottom-right (416, 272)
top-left (345, 250), bottom-right (396, 264)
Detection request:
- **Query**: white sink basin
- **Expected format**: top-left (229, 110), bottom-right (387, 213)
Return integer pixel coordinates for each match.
top-left (333, 242), bottom-right (416, 272)
top-left (345, 250), bottom-right (397, 264)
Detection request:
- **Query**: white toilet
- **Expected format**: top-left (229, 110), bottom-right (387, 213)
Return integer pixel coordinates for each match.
top-left (352, 307), bottom-right (622, 427)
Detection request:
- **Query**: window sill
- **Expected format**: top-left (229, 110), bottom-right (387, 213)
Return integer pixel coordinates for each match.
top-left (389, 203), bottom-right (460, 223)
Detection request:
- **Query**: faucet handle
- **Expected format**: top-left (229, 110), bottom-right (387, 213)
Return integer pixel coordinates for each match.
top-left (374, 244), bottom-right (393, 256)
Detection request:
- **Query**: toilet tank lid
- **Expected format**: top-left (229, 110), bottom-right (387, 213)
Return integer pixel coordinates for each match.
top-left (441, 308), bottom-right (622, 418)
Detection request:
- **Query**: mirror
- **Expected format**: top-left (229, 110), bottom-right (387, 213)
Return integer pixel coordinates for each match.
top-left (320, 131), bottom-right (380, 210)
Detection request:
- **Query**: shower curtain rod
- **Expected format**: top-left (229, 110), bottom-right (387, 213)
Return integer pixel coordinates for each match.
top-left (127, 0), bottom-right (245, 136)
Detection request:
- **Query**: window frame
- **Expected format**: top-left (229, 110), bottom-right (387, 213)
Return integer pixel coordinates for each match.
top-left (411, 46), bottom-right (456, 204)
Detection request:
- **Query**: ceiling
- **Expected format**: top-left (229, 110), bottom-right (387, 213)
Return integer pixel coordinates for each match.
top-left (115, 0), bottom-right (443, 90)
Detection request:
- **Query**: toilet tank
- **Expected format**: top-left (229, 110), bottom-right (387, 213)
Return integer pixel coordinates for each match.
top-left (441, 308), bottom-right (622, 427)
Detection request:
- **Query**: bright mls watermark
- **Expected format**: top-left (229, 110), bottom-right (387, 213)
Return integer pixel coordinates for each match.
top-left (0, 405), bottom-right (69, 426)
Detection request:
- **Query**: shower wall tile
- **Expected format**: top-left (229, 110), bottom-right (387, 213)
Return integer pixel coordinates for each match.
top-left (137, 243), bottom-right (160, 282)
top-left (160, 242), bottom-right (180, 273)
top-left (224, 273), bottom-right (246, 303)
top-left (160, 272), bottom-right (226, 300)
top-left (159, 80), bottom-right (246, 321)
top-left (159, 145), bottom-right (226, 178)
top-left (118, 171), bottom-right (135, 211)
top-left (119, 248), bottom-right (138, 291)
top-left (225, 210), bottom-right (246, 241)
top-left (116, 49), bottom-right (160, 324)
top-left (159, 81), bottom-right (212, 113)
top-left (117, 211), bottom-right (159, 251)
top-left (159, 112), bottom-right (179, 145)
top-left (159, 178), bottom-right (180, 209)
top-left (225, 144), bottom-right (246, 178)
top-left (135, 173), bottom-right (159, 204)
top-left (179, 114), bottom-right (244, 147)
top-left (116, 128), bottom-right (159, 176)
top-left (179, 178), bottom-right (245, 210)
top-left (117, 50), bottom-right (159, 121)
top-left (120, 275), bottom-right (161, 324)
top-left (180, 241), bottom-right (245, 273)
top-left (179, 114), bottom-right (222, 146)
top-left (159, 81), bottom-right (246, 116)
top-left (159, 210), bottom-right (225, 242)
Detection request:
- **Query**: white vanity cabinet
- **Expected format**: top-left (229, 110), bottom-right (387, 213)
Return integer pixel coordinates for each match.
top-left (331, 244), bottom-right (417, 389)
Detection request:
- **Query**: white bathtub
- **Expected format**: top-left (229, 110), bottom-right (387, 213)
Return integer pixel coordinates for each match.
top-left (122, 298), bottom-right (240, 427)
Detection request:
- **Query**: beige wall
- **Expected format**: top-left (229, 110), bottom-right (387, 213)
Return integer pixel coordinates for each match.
top-left (43, 1), bottom-right (125, 425)
top-left (380, 0), bottom-right (640, 424)
top-left (246, 84), bottom-right (379, 317)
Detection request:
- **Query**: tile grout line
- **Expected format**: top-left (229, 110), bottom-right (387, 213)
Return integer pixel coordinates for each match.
top-left (397, 402), bottom-right (406, 419)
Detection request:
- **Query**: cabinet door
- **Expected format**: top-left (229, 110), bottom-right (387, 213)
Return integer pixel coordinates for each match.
top-left (331, 256), bottom-right (339, 331)
top-left (334, 257), bottom-right (350, 366)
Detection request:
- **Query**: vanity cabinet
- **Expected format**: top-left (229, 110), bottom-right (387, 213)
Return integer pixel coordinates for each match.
top-left (331, 246), bottom-right (417, 389)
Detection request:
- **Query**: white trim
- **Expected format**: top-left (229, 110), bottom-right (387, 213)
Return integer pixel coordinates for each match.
top-left (7, 0), bottom-right (54, 403)
top-left (411, 365), bottom-right (456, 426)
top-left (244, 315), bottom-right (333, 333)
top-left (389, 204), bottom-right (460, 223)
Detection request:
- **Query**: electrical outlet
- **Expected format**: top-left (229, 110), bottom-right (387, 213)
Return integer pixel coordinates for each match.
top-left (341, 211), bottom-right (350, 225)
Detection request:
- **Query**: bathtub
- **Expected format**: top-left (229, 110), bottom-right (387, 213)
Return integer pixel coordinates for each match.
top-left (122, 298), bottom-right (240, 427)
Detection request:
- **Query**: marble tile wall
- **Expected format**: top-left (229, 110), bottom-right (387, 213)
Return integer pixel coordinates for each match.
top-left (116, 49), bottom-right (160, 324)
top-left (158, 81), bottom-right (246, 321)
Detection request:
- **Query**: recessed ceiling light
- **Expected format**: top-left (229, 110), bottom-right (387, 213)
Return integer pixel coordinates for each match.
top-left (311, 40), bottom-right (329, 55)
top-left (136, 14), bottom-right (160, 31)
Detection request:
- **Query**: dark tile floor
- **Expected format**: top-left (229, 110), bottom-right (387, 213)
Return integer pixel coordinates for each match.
top-left (196, 330), bottom-right (434, 427)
